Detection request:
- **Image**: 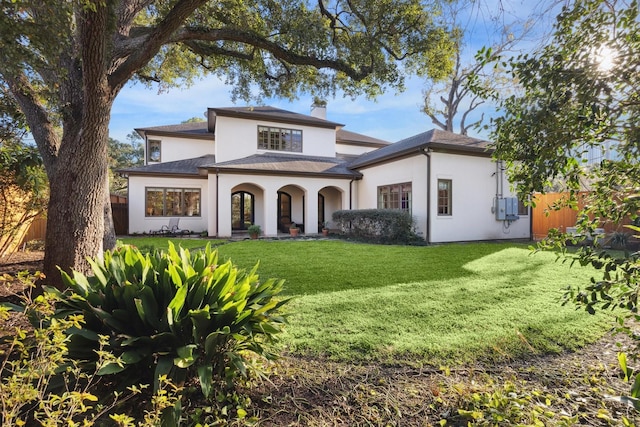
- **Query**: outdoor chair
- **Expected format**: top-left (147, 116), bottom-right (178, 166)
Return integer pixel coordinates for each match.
top-left (152, 218), bottom-right (190, 236)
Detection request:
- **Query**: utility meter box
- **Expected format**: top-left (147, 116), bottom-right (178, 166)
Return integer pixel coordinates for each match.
top-left (495, 197), bottom-right (520, 221)
top-left (505, 197), bottom-right (520, 221)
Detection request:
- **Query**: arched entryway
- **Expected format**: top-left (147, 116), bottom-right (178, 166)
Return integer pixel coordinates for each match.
top-left (231, 191), bottom-right (254, 230)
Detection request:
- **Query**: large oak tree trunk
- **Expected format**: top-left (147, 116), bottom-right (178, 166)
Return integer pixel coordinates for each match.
top-left (43, 118), bottom-right (111, 288)
top-left (42, 3), bottom-right (115, 288)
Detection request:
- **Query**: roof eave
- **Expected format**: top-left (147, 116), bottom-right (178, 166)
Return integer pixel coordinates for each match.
top-left (209, 107), bottom-right (344, 129)
top-left (203, 166), bottom-right (362, 179)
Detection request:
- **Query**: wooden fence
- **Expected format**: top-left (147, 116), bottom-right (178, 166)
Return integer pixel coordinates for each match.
top-left (531, 192), bottom-right (633, 240)
top-left (18, 198), bottom-right (128, 246)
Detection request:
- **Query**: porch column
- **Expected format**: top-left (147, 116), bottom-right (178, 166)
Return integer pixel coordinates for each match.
top-left (217, 175), bottom-right (233, 238)
top-left (264, 187), bottom-right (279, 237)
top-left (306, 189), bottom-right (319, 234)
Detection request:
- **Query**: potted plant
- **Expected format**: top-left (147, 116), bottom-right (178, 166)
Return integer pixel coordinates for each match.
top-left (321, 221), bottom-right (329, 237)
top-left (289, 222), bottom-right (299, 237)
top-left (247, 224), bottom-right (261, 239)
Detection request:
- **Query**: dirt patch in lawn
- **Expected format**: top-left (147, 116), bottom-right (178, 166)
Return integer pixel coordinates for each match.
top-left (1, 251), bottom-right (638, 425)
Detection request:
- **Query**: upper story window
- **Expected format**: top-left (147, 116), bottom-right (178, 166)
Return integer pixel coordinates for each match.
top-left (147, 139), bottom-right (161, 162)
top-left (378, 183), bottom-right (412, 212)
top-left (257, 126), bottom-right (302, 152)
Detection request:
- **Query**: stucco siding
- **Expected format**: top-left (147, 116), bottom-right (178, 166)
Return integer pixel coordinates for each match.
top-left (355, 155), bottom-right (429, 238)
top-left (145, 135), bottom-right (214, 164)
top-left (429, 152), bottom-right (530, 242)
top-left (215, 116), bottom-right (336, 163)
top-left (128, 176), bottom-right (208, 234)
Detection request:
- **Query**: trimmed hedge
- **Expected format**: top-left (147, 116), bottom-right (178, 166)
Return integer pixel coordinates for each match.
top-left (332, 209), bottom-right (420, 243)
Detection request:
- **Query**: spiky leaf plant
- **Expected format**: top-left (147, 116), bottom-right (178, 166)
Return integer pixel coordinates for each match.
top-left (50, 243), bottom-right (288, 397)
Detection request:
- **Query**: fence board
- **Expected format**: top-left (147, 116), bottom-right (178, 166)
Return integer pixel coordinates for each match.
top-left (532, 192), bottom-right (634, 240)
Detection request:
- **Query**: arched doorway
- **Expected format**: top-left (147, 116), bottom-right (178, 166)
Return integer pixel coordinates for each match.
top-left (231, 191), bottom-right (254, 230)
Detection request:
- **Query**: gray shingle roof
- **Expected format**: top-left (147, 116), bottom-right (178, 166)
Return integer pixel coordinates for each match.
top-left (119, 155), bottom-right (215, 177)
top-left (336, 129), bottom-right (389, 147)
top-left (209, 106), bottom-right (344, 129)
top-left (135, 122), bottom-right (212, 139)
top-left (348, 129), bottom-right (493, 169)
top-left (208, 153), bottom-right (361, 178)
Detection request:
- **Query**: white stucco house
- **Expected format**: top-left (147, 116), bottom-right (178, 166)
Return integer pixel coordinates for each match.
top-left (121, 105), bottom-right (530, 242)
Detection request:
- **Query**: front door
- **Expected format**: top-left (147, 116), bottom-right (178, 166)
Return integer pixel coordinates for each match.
top-left (231, 191), bottom-right (254, 230)
top-left (277, 191), bottom-right (291, 232)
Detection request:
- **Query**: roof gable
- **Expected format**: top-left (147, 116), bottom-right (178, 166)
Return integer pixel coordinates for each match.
top-left (208, 106), bottom-right (343, 130)
top-left (349, 129), bottom-right (493, 169)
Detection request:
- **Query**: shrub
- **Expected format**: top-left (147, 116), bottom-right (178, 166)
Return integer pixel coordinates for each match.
top-left (332, 209), bottom-right (419, 243)
top-left (0, 271), bottom-right (173, 426)
top-left (51, 242), bottom-right (289, 399)
top-left (247, 224), bottom-right (261, 237)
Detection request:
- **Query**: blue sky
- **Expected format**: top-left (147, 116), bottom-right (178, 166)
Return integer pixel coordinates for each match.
top-left (108, 0), bottom-right (560, 145)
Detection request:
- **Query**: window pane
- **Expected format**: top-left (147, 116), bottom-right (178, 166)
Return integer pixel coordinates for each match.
top-left (258, 126), bottom-right (268, 149)
top-left (438, 180), bottom-right (451, 215)
top-left (401, 183), bottom-right (412, 212)
top-left (184, 189), bottom-right (201, 216)
top-left (147, 140), bottom-right (161, 162)
top-left (146, 188), bottom-right (164, 216)
top-left (517, 199), bottom-right (528, 216)
top-left (165, 189), bottom-right (183, 216)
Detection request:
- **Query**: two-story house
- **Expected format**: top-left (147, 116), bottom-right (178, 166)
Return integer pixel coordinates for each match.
top-left (122, 105), bottom-right (531, 242)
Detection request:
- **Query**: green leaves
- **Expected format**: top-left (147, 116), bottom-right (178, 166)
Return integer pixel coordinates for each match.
top-left (56, 242), bottom-right (289, 398)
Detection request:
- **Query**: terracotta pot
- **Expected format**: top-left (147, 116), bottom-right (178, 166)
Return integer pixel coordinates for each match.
top-left (322, 229), bottom-right (329, 236)
top-left (289, 228), bottom-right (299, 237)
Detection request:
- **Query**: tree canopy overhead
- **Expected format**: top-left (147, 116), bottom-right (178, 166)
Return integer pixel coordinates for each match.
top-left (491, 0), bottom-right (639, 211)
top-left (0, 0), bottom-right (455, 286)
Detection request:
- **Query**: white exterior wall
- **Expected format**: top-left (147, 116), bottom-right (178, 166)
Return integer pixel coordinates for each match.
top-left (145, 135), bottom-right (214, 163)
top-left (355, 155), bottom-right (429, 238)
top-left (336, 143), bottom-right (380, 156)
top-left (128, 176), bottom-right (208, 234)
top-left (215, 116), bottom-right (336, 163)
top-left (429, 152), bottom-right (530, 242)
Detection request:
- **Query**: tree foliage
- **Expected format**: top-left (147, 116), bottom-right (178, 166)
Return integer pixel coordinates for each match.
top-left (0, 0), bottom-right (455, 286)
top-left (0, 141), bottom-right (48, 257)
top-left (487, 0), bottom-right (640, 402)
top-left (108, 135), bottom-right (143, 195)
top-left (422, 0), bottom-right (548, 135)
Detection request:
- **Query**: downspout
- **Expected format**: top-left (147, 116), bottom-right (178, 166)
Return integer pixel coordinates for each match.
top-left (420, 148), bottom-right (432, 244)
top-left (349, 179), bottom-right (354, 209)
top-left (215, 169), bottom-right (219, 237)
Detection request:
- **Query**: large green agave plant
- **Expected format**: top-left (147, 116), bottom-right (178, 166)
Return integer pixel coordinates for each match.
top-left (50, 242), bottom-right (289, 398)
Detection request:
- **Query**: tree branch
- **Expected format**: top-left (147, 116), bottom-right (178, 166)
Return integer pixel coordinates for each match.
top-left (110, 0), bottom-right (209, 91)
top-left (172, 27), bottom-right (373, 81)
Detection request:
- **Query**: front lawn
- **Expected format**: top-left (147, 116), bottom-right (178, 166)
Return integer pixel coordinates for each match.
top-left (119, 238), bottom-right (610, 365)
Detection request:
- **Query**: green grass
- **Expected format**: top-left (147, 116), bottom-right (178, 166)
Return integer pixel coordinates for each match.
top-left (118, 238), bottom-right (611, 364)
top-left (118, 236), bottom-right (225, 253)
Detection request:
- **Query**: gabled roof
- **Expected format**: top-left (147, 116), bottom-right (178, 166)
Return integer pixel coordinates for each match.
top-left (135, 121), bottom-right (212, 140)
top-left (119, 155), bottom-right (214, 177)
top-left (336, 129), bottom-right (389, 148)
top-left (207, 153), bottom-right (361, 179)
top-left (209, 106), bottom-right (343, 129)
top-left (348, 129), bottom-right (492, 169)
